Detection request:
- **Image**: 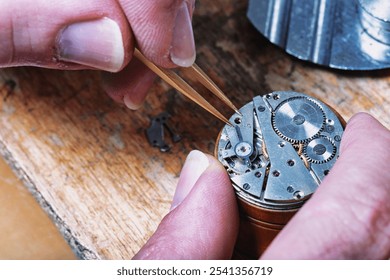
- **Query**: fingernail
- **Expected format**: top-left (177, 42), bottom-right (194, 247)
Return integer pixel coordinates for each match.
top-left (123, 94), bottom-right (141, 110)
top-left (57, 18), bottom-right (125, 72)
top-left (170, 2), bottom-right (196, 67)
top-left (170, 150), bottom-right (209, 210)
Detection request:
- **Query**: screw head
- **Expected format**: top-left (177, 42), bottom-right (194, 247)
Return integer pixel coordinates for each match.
top-left (235, 142), bottom-right (253, 158)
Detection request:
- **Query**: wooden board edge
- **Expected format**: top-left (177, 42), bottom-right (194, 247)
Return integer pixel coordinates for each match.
top-left (0, 140), bottom-right (98, 260)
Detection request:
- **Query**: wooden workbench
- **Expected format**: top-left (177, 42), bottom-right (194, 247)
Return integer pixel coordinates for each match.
top-left (0, 0), bottom-right (389, 259)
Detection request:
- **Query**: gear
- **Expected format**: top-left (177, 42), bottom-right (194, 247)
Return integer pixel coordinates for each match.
top-left (220, 132), bottom-right (267, 175)
top-left (272, 97), bottom-right (325, 143)
top-left (304, 136), bottom-right (336, 164)
top-left (216, 92), bottom-right (344, 210)
top-left (218, 101), bottom-right (268, 176)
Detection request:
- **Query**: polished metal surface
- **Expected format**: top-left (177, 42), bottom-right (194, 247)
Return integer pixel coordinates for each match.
top-left (273, 97), bottom-right (325, 143)
top-left (216, 92), bottom-right (344, 210)
top-left (359, 0), bottom-right (390, 44)
top-left (304, 136), bottom-right (336, 164)
top-left (247, 0), bottom-right (390, 70)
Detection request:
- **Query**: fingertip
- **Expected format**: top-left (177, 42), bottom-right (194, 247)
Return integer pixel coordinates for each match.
top-left (345, 112), bottom-right (380, 132)
top-left (120, 0), bottom-right (196, 68)
top-left (170, 155), bottom-right (239, 258)
top-left (261, 112), bottom-right (390, 259)
top-left (341, 112), bottom-right (389, 154)
top-left (170, 1), bottom-right (196, 67)
top-left (134, 152), bottom-right (239, 259)
top-left (170, 151), bottom-right (234, 212)
top-left (170, 150), bottom-right (210, 210)
top-left (102, 57), bottom-right (156, 108)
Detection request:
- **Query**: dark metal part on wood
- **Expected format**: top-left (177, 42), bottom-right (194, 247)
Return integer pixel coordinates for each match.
top-left (146, 112), bottom-right (181, 152)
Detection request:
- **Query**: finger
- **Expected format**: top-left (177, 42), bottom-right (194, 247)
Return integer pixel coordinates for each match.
top-left (262, 113), bottom-right (390, 259)
top-left (119, 0), bottom-right (196, 68)
top-left (0, 0), bottom-right (132, 72)
top-left (103, 0), bottom-right (197, 107)
top-left (133, 150), bottom-right (239, 260)
top-left (102, 58), bottom-right (156, 109)
top-left (170, 150), bottom-right (210, 210)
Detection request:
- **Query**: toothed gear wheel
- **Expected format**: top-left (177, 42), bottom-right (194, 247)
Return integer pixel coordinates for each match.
top-left (304, 136), bottom-right (336, 164)
top-left (272, 97), bottom-right (325, 143)
top-left (216, 92), bottom-right (345, 212)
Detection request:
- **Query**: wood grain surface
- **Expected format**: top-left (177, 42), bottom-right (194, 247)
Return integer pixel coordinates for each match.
top-left (0, 0), bottom-right (389, 259)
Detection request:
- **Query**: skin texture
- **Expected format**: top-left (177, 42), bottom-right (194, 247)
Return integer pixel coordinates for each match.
top-left (262, 113), bottom-right (390, 259)
top-left (0, 0), bottom-right (195, 109)
top-left (133, 154), bottom-right (240, 260)
top-left (135, 113), bottom-right (390, 259)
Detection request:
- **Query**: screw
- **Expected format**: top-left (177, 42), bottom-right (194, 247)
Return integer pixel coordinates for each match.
top-left (293, 114), bottom-right (305, 125)
top-left (287, 159), bottom-right (295, 166)
top-left (313, 144), bottom-right (326, 155)
top-left (293, 191), bottom-right (304, 200)
top-left (243, 183), bottom-right (250, 190)
top-left (326, 125), bottom-right (335, 133)
top-left (235, 142), bottom-right (253, 158)
top-left (324, 170), bottom-right (329, 175)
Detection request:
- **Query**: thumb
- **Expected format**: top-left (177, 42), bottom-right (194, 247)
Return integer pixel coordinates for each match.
top-left (133, 150), bottom-right (239, 260)
top-left (262, 113), bottom-right (390, 259)
top-left (0, 0), bottom-right (132, 72)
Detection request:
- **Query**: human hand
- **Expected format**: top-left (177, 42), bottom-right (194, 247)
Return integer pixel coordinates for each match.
top-left (133, 113), bottom-right (390, 259)
top-left (0, 0), bottom-right (196, 109)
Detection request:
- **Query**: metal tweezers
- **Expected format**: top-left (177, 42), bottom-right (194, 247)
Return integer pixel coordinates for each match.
top-left (134, 48), bottom-right (239, 125)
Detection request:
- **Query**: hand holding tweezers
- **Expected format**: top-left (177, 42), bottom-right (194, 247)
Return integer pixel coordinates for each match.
top-left (134, 48), bottom-right (239, 125)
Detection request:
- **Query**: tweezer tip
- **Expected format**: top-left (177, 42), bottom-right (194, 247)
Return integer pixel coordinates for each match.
top-left (226, 121), bottom-right (234, 127)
